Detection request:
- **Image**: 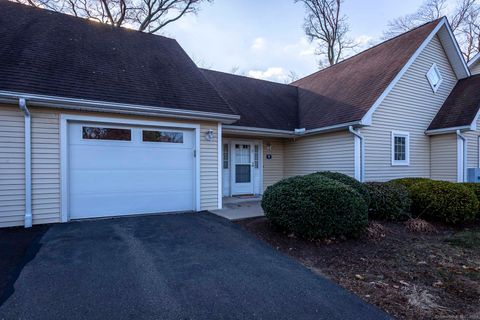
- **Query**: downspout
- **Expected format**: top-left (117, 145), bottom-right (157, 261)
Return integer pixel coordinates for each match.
top-left (349, 126), bottom-right (364, 182)
top-left (456, 130), bottom-right (467, 183)
top-left (19, 98), bottom-right (32, 228)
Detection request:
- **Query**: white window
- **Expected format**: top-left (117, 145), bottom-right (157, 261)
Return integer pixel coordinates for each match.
top-left (426, 64), bottom-right (443, 92)
top-left (391, 131), bottom-right (410, 166)
top-left (254, 145), bottom-right (259, 168)
top-left (223, 144), bottom-right (229, 169)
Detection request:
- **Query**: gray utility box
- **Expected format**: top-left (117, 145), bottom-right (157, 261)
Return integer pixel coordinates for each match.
top-left (467, 168), bottom-right (480, 183)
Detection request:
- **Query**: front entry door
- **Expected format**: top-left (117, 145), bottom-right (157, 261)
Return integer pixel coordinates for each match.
top-left (232, 143), bottom-right (254, 195)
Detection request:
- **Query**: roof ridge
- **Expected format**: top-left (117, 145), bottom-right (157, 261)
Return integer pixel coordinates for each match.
top-left (200, 68), bottom-right (296, 87)
top-left (3, 0), bottom-right (177, 42)
top-left (292, 17), bottom-right (444, 85)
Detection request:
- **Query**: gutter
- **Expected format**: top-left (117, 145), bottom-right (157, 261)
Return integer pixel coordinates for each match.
top-left (456, 130), bottom-right (467, 183)
top-left (19, 98), bottom-right (32, 228)
top-left (0, 90), bottom-right (240, 124)
top-left (349, 126), bottom-right (365, 182)
top-left (425, 125), bottom-right (471, 135)
top-left (223, 121), bottom-right (363, 138)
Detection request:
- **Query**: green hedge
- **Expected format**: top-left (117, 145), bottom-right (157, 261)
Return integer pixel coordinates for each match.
top-left (364, 182), bottom-right (411, 221)
top-left (462, 183), bottom-right (480, 218)
top-left (262, 174), bottom-right (368, 239)
top-left (409, 180), bottom-right (478, 224)
top-left (390, 177), bottom-right (432, 190)
top-left (310, 171), bottom-right (371, 205)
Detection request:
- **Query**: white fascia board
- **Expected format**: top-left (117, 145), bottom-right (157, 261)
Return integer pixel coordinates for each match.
top-left (469, 106), bottom-right (480, 131)
top-left (303, 121), bottom-right (363, 136)
top-left (437, 22), bottom-right (470, 79)
top-left (467, 52), bottom-right (480, 67)
top-left (223, 121), bottom-right (363, 138)
top-left (425, 125), bottom-right (471, 135)
top-left (222, 125), bottom-right (297, 138)
top-left (361, 18), bottom-right (459, 126)
top-left (0, 90), bottom-right (240, 124)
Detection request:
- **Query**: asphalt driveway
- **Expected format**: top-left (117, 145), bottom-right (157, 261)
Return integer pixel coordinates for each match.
top-left (0, 213), bottom-right (390, 320)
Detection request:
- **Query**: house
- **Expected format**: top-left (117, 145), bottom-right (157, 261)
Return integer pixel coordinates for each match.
top-left (1, 1), bottom-right (480, 228)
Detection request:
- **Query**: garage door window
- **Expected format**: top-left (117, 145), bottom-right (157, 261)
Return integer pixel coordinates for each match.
top-left (82, 127), bottom-right (131, 141)
top-left (143, 130), bottom-right (183, 143)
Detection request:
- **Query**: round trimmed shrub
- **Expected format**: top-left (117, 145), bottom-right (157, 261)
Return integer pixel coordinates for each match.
top-left (390, 177), bottom-right (432, 190)
top-left (310, 171), bottom-right (371, 205)
top-left (462, 183), bottom-right (480, 218)
top-left (409, 180), bottom-right (478, 224)
top-left (364, 182), bottom-right (411, 221)
top-left (261, 174), bottom-right (368, 239)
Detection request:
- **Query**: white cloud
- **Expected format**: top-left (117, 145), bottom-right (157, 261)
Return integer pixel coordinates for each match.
top-left (355, 34), bottom-right (376, 49)
top-left (251, 37), bottom-right (266, 50)
top-left (248, 67), bottom-right (288, 82)
top-left (283, 37), bottom-right (316, 58)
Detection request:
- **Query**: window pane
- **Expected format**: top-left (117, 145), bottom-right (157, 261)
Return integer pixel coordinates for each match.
top-left (235, 144), bottom-right (251, 163)
top-left (82, 127), bottom-right (131, 141)
top-left (143, 130), bottom-right (183, 143)
top-left (394, 136), bottom-right (406, 161)
top-left (235, 164), bottom-right (251, 183)
top-left (223, 144), bottom-right (229, 169)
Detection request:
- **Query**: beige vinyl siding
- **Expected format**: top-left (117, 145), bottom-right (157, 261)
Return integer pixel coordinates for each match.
top-left (0, 105), bottom-right (26, 227)
top-left (470, 62), bottom-right (480, 75)
top-left (464, 116), bottom-right (480, 170)
top-left (0, 107), bottom-right (220, 227)
top-left (430, 133), bottom-right (457, 182)
top-left (362, 35), bottom-right (458, 181)
top-left (31, 110), bottom-right (61, 224)
top-left (199, 124), bottom-right (219, 210)
top-left (262, 139), bottom-right (284, 190)
top-left (284, 131), bottom-right (355, 178)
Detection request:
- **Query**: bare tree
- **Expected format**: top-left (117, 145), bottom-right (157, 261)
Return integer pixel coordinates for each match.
top-left (295, 0), bottom-right (356, 67)
top-left (285, 70), bottom-right (299, 83)
top-left (13, 0), bottom-right (211, 33)
top-left (384, 0), bottom-right (480, 60)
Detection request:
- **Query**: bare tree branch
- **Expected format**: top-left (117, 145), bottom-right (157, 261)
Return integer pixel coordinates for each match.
top-left (13, 0), bottom-right (211, 33)
top-left (295, 0), bottom-right (357, 68)
top-left (384, 0), bottom-right (480, 60)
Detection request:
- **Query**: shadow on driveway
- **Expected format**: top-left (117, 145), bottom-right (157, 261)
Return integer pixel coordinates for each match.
top-left (0, 213), bottom-right (391, 320)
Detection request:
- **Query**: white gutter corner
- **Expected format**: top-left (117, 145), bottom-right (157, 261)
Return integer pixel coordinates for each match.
top-left (19, 98), bottom-right (32, 228)
top-left (349, 126), bottom-right (364, 182)
top-left (456, 130), bottom-right (467, 183)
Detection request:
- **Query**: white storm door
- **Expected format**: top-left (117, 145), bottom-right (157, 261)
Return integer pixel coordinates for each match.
top-left (232, 143), bottom-right (254, 195)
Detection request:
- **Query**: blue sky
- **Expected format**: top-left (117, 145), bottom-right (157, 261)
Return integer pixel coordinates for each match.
top-left (162, 0), bottom-right (425, 82)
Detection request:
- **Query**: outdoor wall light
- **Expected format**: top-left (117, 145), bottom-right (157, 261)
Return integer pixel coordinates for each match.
top-left (266, 143), bottom-right (272, 151)
top-left (205, 129), bottom-right (215, 141)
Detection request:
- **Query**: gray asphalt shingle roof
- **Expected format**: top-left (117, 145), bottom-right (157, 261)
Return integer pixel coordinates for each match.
top-left (0, 0), bottom-right (235, 116)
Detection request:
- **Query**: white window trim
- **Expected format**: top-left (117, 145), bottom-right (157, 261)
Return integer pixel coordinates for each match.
top-left (426, 63), bottom-right (443, 93)
top-left (391, 131), bottom-right (410, 166)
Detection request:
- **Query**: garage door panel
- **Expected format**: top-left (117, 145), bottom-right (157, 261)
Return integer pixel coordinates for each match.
top-left (70, 190), bottom-right (193, 218)
top-left (70, 146), bottom-right (194, 170)
top-left (69, 170), bottom-right (194, 194)
top-left (68, 122), bottom-right (196, 219)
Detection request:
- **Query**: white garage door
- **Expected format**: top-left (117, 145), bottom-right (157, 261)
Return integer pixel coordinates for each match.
top-left (68, 122), bottom-right (195, 219)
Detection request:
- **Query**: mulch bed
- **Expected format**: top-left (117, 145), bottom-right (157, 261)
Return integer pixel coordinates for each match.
top-left (0, 224), bottom-right (49, 304)
top-left (236, 218), bottom-right (480, 320)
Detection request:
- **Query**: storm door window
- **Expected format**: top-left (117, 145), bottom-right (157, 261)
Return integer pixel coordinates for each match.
top-left (235, 144), bottom-right (251, 183)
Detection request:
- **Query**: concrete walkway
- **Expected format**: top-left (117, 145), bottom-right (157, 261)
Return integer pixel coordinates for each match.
top-left (212, 197), bottom-right (264, 220)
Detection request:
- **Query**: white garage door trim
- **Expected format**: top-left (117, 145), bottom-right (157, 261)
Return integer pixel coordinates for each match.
top-left (60, 114), bottom-right (201, 222)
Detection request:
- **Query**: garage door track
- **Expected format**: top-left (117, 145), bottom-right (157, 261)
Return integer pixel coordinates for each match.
top-left (0, 213), bottom-right (390, 320)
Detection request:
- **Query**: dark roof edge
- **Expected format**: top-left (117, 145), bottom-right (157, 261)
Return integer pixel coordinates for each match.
top-left (200, 68), bottom-right (296, 88)
top-left (291, 18), bottom-right (444, 86)
top-left (0, 90), bottom-right (240, 123)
